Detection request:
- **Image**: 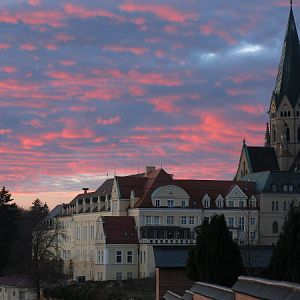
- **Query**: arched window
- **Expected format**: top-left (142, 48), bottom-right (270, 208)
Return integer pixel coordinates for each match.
top-left (281, 112), bottom-right (283, 117)
top-left (272, 125), bottom-right (276, 142)
top-left (284, 111), bottom-right (287, 117)
top-left (272, 221), bottom-right (278, 234)
top-left (286, 126), bottom-right (290, 141)
top-left (288, 111), bottom-right (291, 117)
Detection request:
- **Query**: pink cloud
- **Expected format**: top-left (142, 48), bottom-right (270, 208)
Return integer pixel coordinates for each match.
top-left (0, 129), bottom-right (12, 135)
top-left (235, 104), bottom-right (265, 115)
top-left (23, 119), bottom-right (45, 128)
top-left (97, 116), bottom-right (121, 125)
top-left (45, 44), bottom-right (58, 50)
top-left (148, 95), bottom-right (181, 113)
top-left (64, 4), bottom-right (124, 22)
top-left (19, 44), bottom-right (37, 51)
top-left (2, 67), bottom-right (17, 73)
top-left (28, 0), bottom-right (41, 6)
top-left (54, 33), bottom-right (75, 42)
top-left (120, 3), bottom-right (197, 23)
top-left (103, 45), bottom-right (149, 56)
top-left (68, 106), bottom-right (96, 112)
top-left (60, 60), bottom-right (76, 66)
top-left (0, 44), bottom-right (11, 50)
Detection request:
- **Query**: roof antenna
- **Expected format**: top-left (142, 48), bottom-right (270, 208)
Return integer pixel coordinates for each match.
top-left (138, 160), bottom-right (140, 173)
top-left (290, 0), bottom-right (293, 6)
top-left (160, 162), bottom-right (163, 169)
top-left (113, 164), bottom-right (116, 176)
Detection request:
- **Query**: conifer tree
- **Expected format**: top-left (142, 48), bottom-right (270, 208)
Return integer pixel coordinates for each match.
top-left (270, 204), bottom-right (300, 283)
top-left (187, 214), bottom-right (243, 287)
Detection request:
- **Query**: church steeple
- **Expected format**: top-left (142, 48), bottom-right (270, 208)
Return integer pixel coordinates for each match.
top-left (274, 3), bottom-right (300, 107)
top-left (269, 3), bottom-right (300, 171)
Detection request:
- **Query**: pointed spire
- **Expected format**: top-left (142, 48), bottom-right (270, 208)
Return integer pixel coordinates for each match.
top-left (265, 122), bottom-right (271, 147)
top-left (274, 4), bottom-right (300, 107)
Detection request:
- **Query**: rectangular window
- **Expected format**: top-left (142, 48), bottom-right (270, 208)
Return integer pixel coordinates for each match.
top-left (145, 216), bottom-right (151, 225)
top-left (250, 231), bottom-right (256, 240)
top-left (239, 217), bottom-right (245, 231)
top-left (76, 226), bottom-right (80, 240)
top-left (181, 200), bottom-right (186, 208)
top-left (127, 251), bottom-right (133, 263)
top-left (181, 216), bottom-right (187, 225)
top-left (167, 199), bottom-right (174, 207)
top-left (167, 216), bottom-right (174, 225)
top-left (250, 217), bottom-right (256, 226)
top-left (83, 226), bottom-right (87, 240)
top-left (289, 184), bottom-right (294, 192)
top-left (116, 272), bottom-right (122, 281)
top-left (127, 272), bottom-right (133, 280)
top-left (155, 199), bottom-right (160, 207)
top-left (228, 200), bottom-right (234, 207)
top-left (116, 251), bottom-right (122, 263)
top-left (271, 184), bottom-right (278, 192)
top-left (250, 199), bottom-right (256, 208)
top-left (239, 201), bottom-right (244, 208)
top-left (154, 216), bottom-right (160, 225)
top-left (90, 225), bottom-right (95, 240)
top-left (189, 216), bottom-right (195, 225)
top-left (228, 217), bottom-right (235, 228)
top-left (283, 184), bottom-right (288, 192)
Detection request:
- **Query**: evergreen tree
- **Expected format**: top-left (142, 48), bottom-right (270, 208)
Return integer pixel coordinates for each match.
top-left (187, 214), bottom-right (243, 287)
top-left (270, 204), bottom-right (300, 283)
top-left (0, 187), bottom-right (20, 274)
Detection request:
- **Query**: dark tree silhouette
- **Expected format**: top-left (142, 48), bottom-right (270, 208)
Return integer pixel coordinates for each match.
top-left (270, 203), bottom-right (300, 283)
top-left (187, 214), bottom-right (243, 287)
top-left (0, 187), bottom-right (19, 274)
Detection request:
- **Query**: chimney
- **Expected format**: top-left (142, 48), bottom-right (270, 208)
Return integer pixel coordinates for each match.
top-left (145, 166), bottom-right (156, 176)
top-left (82, 187), bottom-right (89, 194)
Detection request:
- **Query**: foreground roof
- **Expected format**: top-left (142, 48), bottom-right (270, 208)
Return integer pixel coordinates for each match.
top-left (0, 275), bottom-right (35, 288)
top-left (232, 276), bottom-right (300, 300)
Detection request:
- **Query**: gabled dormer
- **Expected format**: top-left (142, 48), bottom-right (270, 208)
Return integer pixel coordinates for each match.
top-left (202, 194), bottom-right (210, 208)
top-left (215, 194), bottom-right (224, 208)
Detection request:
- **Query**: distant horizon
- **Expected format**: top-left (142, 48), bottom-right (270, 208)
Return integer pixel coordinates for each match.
top-left (1, 0), bottom-right (299, 208)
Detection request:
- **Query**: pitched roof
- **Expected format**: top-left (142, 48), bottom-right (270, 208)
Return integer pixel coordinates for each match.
top-left (246, 146), bottom-right (279, 173)
top-left (102, 216), bottom-right (138, 244)
top-left (0, 275), bottom-right (35, 288)
top-left (242, 170), bottom-right (300, 193)
top-left (273, 6), bottom-right (300, 107)
top-left (68, 178), bottom-right (113, 206)
top-left (127, 170), bottom-right (255, 209)
top-left (232, 276), bottom-right (300, 300)
top-left (190, 282), bottom-right (234, 300)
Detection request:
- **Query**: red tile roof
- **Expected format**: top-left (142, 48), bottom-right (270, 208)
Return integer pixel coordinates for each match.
top-left (102, 216), bottom-right (138, 244)
top-left (114, 169), bottom-right (255, 209)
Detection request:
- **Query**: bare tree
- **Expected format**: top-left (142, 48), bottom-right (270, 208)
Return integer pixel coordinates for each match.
top-left (32, 217), bottom-right (65, 300)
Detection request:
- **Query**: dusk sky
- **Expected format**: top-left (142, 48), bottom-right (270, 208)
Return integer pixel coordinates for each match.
top-left (0, 0), bottom-right (299, 208)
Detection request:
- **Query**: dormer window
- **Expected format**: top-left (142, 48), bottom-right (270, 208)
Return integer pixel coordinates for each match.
top-left (288, 184), bottom-right (294, 192)
top-left (155, 200), bottom-right (160, 207)
top-left (239, 200), bottom-right (244, 208)
top-left (181, 200), bottom-right (186, 208)
top-left (202, 195), bottom-right (210, 208)
top-left (271, 184), bottom-right (278, 192)
top-left (216, 195), bottom-right (223, 208)
top-left (167, 199), bottom-right (174, 208)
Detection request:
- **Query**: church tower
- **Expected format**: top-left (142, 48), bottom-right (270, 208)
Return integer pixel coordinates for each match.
top-left (269, 1), bottom-right (300, 171)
